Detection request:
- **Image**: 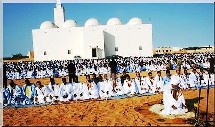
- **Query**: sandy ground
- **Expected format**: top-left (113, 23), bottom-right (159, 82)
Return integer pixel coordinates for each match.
top-left (3, 88), bottom-right (214, 126)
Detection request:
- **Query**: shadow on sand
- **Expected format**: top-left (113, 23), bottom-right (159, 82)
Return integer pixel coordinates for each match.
top-left (185, 97), bottom-right (204, 111)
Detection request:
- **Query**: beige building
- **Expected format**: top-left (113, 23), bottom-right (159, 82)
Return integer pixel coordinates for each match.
top-left (153, 46), bottom-right (182, 54)
top-left (153, 45), bottom-right (213, 55)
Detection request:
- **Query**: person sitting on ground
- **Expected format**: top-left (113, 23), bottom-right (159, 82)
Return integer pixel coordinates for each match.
top-left (34, 81), bottom-right (46, 104)
top-left (22, 79), bottom-right (36, 105)
top-left (59, 77), bottom-right (73, 102)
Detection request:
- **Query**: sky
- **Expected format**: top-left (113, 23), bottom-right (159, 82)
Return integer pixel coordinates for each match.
top-left (3, 3), bottom-right (214, 57)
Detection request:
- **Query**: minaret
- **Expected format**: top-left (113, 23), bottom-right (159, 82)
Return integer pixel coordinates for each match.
top-left (54, 0), bottom-right (65, 27)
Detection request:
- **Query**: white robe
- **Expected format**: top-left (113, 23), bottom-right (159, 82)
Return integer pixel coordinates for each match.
top-left (98, 80), bottom-right (109, 99)
top-left (135, 77), bottom-right (149, 94)
top-left (59, 82), bottom-right (73, 101)
top-left (145, 77), bottom-right (156, 93)
top-left (72, 82), bottom-right (83, 100)
top-left (110, 79), bottom-right (124, 96)
top-left (87, 82), bottom-right (99, 99)
top-left (188, 72), bottom-right (200, 88)
top-left (161, 85), bottom-right (188, 115)
top-left (123, 79), bottom-right (136, 95)
top-left (81, 83), bottom-right (90, 100)
top-left (154, 75), bottom-right (164, 92)
top-left (44, 83), bottom-right (60, 102)
top-left (34, 87), bottom-right (46, 104)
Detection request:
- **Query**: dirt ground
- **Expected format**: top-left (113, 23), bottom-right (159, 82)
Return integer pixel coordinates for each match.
top-left (3, 88), bottom-right (214, 126)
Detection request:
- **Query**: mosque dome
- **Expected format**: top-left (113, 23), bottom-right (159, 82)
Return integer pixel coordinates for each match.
top-left (40, 21), bottom-right (57, 29)
top-left (61, 20), bottom-right (77, 28)
top-left (127, 17), bottom-right (143, 25)
top-left (107, 18), bottom-right (122, 25)
top-left (85, 18), bottom-right (100, 27)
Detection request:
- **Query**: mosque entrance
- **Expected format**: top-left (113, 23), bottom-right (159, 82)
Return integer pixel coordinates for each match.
top-left (92, 47), bottom-right (102, 59)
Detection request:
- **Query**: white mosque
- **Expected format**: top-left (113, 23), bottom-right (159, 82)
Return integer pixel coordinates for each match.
top-left (32, 0), bottom-right (153, 61)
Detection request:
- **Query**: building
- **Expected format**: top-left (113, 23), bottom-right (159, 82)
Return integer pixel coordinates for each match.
top-left (32, 0), bottom-right (153, 61)
top-left (153, 45), bottom-right (214, 55)
top-left (153, 46), bottom-right (183, 54)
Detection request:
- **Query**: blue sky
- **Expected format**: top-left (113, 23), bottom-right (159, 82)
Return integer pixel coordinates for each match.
top-left (3, 3), bottom-right (214, 57)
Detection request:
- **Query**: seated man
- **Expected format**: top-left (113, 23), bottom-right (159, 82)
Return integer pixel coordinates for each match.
top-left (22, 79), bottom-right (36, 105)
top-left (73, 76), bottom-right (85, 101)
top-left (44, 77), bottom-right (60, 103)
top-left (180, 69), bottom-right (189, 89)
top-left (134, 71), bottom-right (145, 94)
top-left (59, 77), bottom-right (73, 102)
top-left (163, 70), bottom-right (171, 86)
top-left (84, 75), bottom-right (99, 100)
top-left (4, 80), bottom-right (23, 106)
top-left (34, 81), bottom-right (46, 104)
top-left (134, 71), bottom-right (149, 94)
top-left (123, 75), bottom-right (136, 96)
top-left (188, 68), bottom-right (200, 88)
top-left (110, 73), bottom-right (124, 97)
top-left (98, 74), bottom-right (109, 99)
top-left (145, 72), bottom-right (156, 93)
top-left (161, 73), bottom-right (188, 115)
top-left (154, 71), bottom-right (164, 92)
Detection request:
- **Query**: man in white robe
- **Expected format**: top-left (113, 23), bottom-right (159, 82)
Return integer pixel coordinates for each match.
top-left (134, 72), bottom-right (148, 94)
top-left (180, 69), bottom-right (189, 89)
top-left (34, 81), bottom-right (46, 104)
top-left (98, 74), bottom-right (109, 99)
top-left (188, 69), bottom-right (200, 88)
top-left (59, 78), bottom-right (73, 102)
top-left (145, 72), bottom-right (156, 93)
top-left (161, 74), bottom-right (188, 115)
top-left (109, 73), bottom-right (124, 97)
top-left (84, 75), bottom-right (99, 100)
top-left (123, 75), bottom-right (136, 96)
top-left (44, 78), bottom-right (60, 103)
top-left (154, 71), bottom-right (164, 92)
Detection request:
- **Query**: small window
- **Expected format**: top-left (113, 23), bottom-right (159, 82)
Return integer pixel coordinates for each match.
top-left (170, 50), bottom-right (172, 52)
top-left (163, 50), bottom-right (164, 52)
top-left (139, 46), bottom-right (142, 50)
top-left (166, 50), bottom-right (168, 52)
top-left (68, 50), bottom-right (71, 54)
top-left (158, 50), bottom-right (160, 52)
top-left (115, 47), bottom-right (118, 51)
top-left (44, 51), bottom-right (47, 55)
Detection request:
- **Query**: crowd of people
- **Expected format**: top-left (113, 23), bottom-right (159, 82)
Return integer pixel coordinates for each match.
top-left (3, 67), bottom-right (214, 112)
top-left (4, 52), bottom-right (214, 80)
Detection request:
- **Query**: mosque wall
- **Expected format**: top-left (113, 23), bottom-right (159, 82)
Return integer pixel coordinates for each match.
top-left (32, 27), bottom-right (84, 61)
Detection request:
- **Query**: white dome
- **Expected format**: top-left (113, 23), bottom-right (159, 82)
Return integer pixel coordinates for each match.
top-left (85, 18), bottom-right (100, 27)
top-left (127, 17), bottom-right (143, 25)
top-left (61, 20), bottom-right (77, 28)
top-left (107, 18), bottom-right (122, 25)
top-left (40, 21), bottom-right (57, 29)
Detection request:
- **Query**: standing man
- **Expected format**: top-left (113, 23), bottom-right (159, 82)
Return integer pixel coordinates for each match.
top-left (109, 58), bottom-right (117, 74)
top-left (68, 61), bottom-right (76, 83)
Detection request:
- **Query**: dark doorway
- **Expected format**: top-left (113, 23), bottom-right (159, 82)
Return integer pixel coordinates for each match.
top-left (92, 48), bottom-right (97, 57)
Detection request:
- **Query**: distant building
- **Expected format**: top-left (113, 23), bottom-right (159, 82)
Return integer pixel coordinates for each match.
top-left (153, 45), bottom-right (214, 55)
top-left (32, 0), bottom-right (153, 61)
top-left (153, 46), bottom-right (183, 54)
